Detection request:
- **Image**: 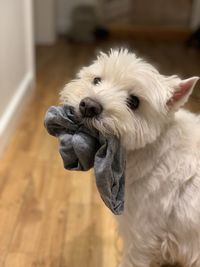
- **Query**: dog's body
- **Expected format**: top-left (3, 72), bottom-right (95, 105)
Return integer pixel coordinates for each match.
top-left (119, 109), bottom-right (200, 267)
top-left (61, 49), bottom-right (200, 267)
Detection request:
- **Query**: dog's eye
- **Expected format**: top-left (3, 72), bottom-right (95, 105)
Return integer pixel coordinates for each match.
top-left (127, 95), bottom-right (140, 110)
top-left (93, 77), bottom-right (101, 85)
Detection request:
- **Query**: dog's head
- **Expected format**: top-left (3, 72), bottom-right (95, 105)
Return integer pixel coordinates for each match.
top-left (60, 49), bottom-right (198, 150)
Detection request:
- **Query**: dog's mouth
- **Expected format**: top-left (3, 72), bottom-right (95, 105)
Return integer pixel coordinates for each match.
top-left (81, 115), bottom-right (119, 137)
top-left (64, 103), bottom-right (120, 137)
top-left (81, 116), bottom-right (105, 132)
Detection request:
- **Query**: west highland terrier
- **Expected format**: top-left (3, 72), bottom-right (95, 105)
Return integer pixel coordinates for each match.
top-left (60, 49), bottom-right (200, 267)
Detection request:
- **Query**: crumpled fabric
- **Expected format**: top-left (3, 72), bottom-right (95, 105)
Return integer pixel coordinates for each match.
top-left (44, 105), bottom-right (125, 215)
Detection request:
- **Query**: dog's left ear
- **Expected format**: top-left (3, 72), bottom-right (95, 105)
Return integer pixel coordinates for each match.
top-left (167, 76), bottom-right (199, 109)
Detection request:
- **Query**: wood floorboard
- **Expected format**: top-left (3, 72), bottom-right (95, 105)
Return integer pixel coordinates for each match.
top-left (0, 38), bottom-right (199, 267)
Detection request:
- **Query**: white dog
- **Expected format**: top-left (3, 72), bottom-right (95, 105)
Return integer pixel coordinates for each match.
top-left (60, 49), bottom-right (200, 267)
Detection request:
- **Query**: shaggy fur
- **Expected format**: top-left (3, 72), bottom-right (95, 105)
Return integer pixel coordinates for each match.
top-left (60, 49), bottom-right (200, 267)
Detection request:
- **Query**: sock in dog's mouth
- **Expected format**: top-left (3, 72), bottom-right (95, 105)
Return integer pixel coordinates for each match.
top-left (44, 104), bottom-right (126, 215)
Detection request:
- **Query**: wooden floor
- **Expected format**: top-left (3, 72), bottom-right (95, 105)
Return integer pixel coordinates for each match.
top-left (0, 38), bottom-right (199, 267)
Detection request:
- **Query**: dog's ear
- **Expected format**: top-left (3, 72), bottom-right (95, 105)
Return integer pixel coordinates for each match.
top-left (167, 76), bottom-right (199, 109)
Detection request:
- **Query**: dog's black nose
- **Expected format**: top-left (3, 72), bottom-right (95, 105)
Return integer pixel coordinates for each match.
top-left (79, 97), bottom-right (102, 118)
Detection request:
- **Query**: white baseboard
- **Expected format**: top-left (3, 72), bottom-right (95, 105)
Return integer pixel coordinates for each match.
top-left (0, 72), bottom-right (34, 156)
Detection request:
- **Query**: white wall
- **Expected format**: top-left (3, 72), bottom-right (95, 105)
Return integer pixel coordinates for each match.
top-left (0, 0), bottom-right (35, 152)
top-left (56, 0), bottom-right (97, 34)
top-left (34, 0), bottom-right (57, 44)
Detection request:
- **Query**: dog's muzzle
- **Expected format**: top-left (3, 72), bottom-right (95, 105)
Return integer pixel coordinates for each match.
top-left (79, 97), bottom-right (103, 118)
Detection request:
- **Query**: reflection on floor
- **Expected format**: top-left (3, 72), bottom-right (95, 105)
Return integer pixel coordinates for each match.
top-left (0, 38), bottom-right (199, 267)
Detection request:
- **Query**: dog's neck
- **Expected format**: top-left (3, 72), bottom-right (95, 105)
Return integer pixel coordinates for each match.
top-left (125, 117), bottom-right (178, 185)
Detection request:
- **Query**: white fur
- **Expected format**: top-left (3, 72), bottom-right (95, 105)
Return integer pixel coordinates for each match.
top-left (60, 49), bottom-right (200, 267)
